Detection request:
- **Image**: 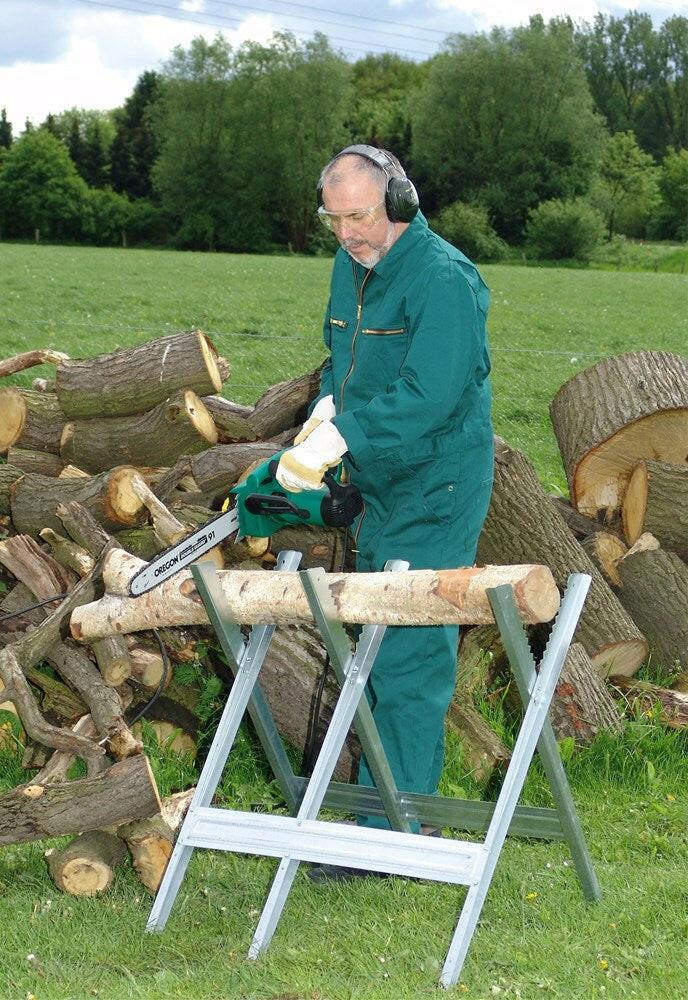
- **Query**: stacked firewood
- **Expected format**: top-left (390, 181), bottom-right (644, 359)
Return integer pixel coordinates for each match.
top-left (0, 337), bottom-right (686, 899)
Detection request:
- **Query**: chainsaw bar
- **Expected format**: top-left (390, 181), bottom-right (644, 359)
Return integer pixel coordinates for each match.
top-left (128, 507), bottom-right (240, 597)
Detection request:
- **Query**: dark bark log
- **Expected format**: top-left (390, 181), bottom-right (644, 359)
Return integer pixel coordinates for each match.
top-left (201, 396), bottom-right (258, 442)
top-left (248, 367), bottom-right (321, 440)
top-left (455, 625), bottom-right (507, 695)
top-left (549, 496), bottom-right (624, 541)
top-left (7, 447), bottom-right (64, 476)
top-left (546, 643), bottom-right (623, 744)
top-left (0, 464), bottom-right (22, 515)
top-left (0, 387), bottom-right (65, 454)
top-left (609, 675), bottom-right (688, 728)
top-left (616, 547), bottom-right (688, 671)
top-left (622, 460), bottom-right (688, 558)
top-left (445, 699), bottom-right (511, 782)
top-left (46, 830), bottom-right (128, 895)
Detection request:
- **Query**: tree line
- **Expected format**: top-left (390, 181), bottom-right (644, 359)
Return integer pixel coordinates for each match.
top-left (0, 12), bottom-right (685, 259)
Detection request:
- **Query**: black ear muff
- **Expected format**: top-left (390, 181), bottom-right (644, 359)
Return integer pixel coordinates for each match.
top-left (318, 144), bottom-right (419, 223)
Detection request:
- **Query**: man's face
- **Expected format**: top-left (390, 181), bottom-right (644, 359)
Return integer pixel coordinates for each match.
top-left (320, 171), bottom-right (395, 268)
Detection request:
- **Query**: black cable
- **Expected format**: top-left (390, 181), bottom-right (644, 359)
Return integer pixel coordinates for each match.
top-left (0, 592), bottom-right (69, 623)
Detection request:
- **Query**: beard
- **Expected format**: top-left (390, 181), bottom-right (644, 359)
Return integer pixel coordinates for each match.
top-left (341, 222), bottom-right (396, 268)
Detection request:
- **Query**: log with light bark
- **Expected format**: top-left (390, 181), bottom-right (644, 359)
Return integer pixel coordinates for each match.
top-left (0, 387), bottom-right (65, 454)
top-left (616, 545), bottom-right (688, 670)
top-left (477, 437), bottom-right (648, 677)
top-left (248, 367), bottom-right (321, 440)
top-left (7, 447), bottom-right (64, 477)
top-left (10, 467), bottom-right (145, 537)
top-left (546, 643), bottom-right (623, 744)
top-left (609, 675), bottom-right (688, 728)
top-left (445, 699), bottom-right (511, 782)
top-left (45, 830), bottom-right (128, 896)
top-left (622, 459), bottom-right (688, 558)
top-left (0, 753), bottom-right (160, 845)
top-left (0, 464), bottom-right (23, 515)
top-left (549, 351), bottom-right (688, 519)
top-left (39, 528), bottom-right (95, 578)
top-left (0, 349), bottom-right (69, 379)
top-left (54, 330), bottom-right (223, 418)
top-left (60, 390), bottom-right (218, 474)
top-left (580, 531), bottom-right (627, 587)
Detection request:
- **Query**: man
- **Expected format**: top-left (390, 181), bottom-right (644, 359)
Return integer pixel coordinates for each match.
top-left (276, 145), bottom-right (494, 878)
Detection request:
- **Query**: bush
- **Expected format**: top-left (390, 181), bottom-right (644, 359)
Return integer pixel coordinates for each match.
top-left (649, 149), bottom-right (688, 242)
top-left (85, 188), bottom-right (131, 245)
top-left (525, 198), bottom-right (605, 261)
top-left (430, 201), bottom-right (508, 262)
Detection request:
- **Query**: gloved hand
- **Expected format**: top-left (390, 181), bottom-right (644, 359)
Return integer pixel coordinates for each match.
top-left (294, 394), bottom-right (336, 445)
top-left (276, 419), bottom-right (348, 493)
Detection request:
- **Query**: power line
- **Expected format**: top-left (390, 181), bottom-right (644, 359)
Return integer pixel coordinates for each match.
top-left (208, 0), bottom-right (450, 37)
top-left (73, 0), bottom-right (440, 59)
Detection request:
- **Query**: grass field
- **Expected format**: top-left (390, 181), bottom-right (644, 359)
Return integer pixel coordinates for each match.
top-left (1, 243), bottom-right (687, 1000)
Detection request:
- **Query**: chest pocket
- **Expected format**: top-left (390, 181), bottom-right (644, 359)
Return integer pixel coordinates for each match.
top-left (359, 325), bottom-right (408, 388)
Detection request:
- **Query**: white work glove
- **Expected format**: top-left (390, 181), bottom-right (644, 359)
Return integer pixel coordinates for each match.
top-left (293, 394), bottom-right (336, 445)
top-left (276, 419), bottom-right (348, 493)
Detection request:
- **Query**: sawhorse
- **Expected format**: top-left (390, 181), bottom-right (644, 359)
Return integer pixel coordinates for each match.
top-left (146, 552), bottom-right (599, 988)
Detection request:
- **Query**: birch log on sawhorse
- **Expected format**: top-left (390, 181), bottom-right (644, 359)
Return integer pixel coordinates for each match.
top-left (143, 554), bottom-right (599, 989)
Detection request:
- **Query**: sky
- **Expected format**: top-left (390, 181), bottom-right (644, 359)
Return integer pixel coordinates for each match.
top-left (0, 0), bottom-right (683, 132)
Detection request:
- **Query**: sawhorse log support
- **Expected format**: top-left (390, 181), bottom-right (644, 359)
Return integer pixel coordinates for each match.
top-left (146, 553), bottom-right (599, 988)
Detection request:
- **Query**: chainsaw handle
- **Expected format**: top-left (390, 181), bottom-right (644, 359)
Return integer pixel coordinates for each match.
top-left (266, 459), bottom-right (362, 528)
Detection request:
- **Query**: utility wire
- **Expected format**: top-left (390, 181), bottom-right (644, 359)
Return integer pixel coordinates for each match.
top-left (205, 0), bottom-right (449, 37)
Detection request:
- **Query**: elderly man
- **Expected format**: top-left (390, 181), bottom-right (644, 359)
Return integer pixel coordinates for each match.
top-left (276, 145), bottom-right (494, 878)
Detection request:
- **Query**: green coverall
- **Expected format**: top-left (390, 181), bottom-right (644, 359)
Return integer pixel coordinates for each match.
top-left (317, 210), bottom-right (494, 831)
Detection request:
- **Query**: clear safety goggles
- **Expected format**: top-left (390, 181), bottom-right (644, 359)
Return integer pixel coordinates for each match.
top-left (317, 200), bottom-right (386, 232)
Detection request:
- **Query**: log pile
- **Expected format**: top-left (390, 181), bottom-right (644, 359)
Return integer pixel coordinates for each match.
top-left (1, 338), bottom-right (686, 903)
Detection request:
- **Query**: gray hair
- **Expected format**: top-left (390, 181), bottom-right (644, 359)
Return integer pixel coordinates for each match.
top-left (319, 149), bottom-right (405, 197)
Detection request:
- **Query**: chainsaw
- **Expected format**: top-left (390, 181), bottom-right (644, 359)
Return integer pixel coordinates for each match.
top-left (128, 453), bottom-right (363, 597)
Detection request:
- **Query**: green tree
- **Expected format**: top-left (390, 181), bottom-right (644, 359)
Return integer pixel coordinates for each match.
top-left (651, 147), bottom-right (688, 240)
top-left (346, 54), bottom-right (425, 165)
top-left (82, 119), bottom-right (109, 188)
top-left (411, 17), bottom-right (605, 238)
top-left (41, 113), bottom-right (59, 137)
top-left (110, 70), bottom-right (162, 199)
top-left (67, 114), bottom-right (86, 177)
top-left (0, 108), bottom-right (13, 148)
top-left (0, 130), bottom-right (89, 240)
top-left (525, 197), bottom-right (605, 260)
top-left (590, 130), bottom-right (658, 237)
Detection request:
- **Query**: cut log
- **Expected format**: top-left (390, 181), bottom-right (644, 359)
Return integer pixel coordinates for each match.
top-left (622, 460), bottom-right (688, 557)
top-left (0, 387), bottom-right (65, 454)
top-left (445, 699), bottom-right (511, 782)
top-left (0, 534), bottom-right (77, 604)
top-left (0, 348), bottom-right (69, 379)
top-left (248, 367), bottom-right (321, 439)
top-left (55, 330), bottom-right (223, 418)
top-left (166, 442), bottom-right (278, 509)
top-left (60, 390), bottom-right (218, 474)
top-left (546, 643), bottom-right (623, 744)
top-left (125, 639), bottom-right (166, 688)
top-left (10, 468), bottom-right (145, 537)
top-left (0, 753), bottom-right (161, 845)
top-left (580, 531), bottom-right (627, 587)
top-left (118, 815), bottom-right (174, 892)
top-left (45, 830), bottom-right (128, 895)
top-left (7, 447), bottom-right (64, 476)
top-left (201, 396), bottom-right (258, 442)
top-left (549, 351), bottom-right (688, 518)
top-left (57, 500), bottom-right (113, 556)
top-left (455, 625), bottom-right (507, 695)
top-left (548, 496), bottom-right (622, 540)
top-left (39, 528), bottom-right (95, 578)
top-left (478, 438), bottom-right (648, 677)
top-left (609, 675), bottom-right (688, 728)
top-left (93, 635), bottom-right (132, 687)
top-left (0, 464), bottom-right (23, 515)
top-left (616, 546), bottom-right (688, 671)
top-left (59, 464), bottom-right (91, 479)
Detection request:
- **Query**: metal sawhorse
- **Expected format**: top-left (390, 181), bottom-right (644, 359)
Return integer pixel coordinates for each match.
top-left (146, 552), bottom-right (599, 988)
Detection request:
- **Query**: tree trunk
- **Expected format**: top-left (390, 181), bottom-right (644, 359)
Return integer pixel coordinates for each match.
top-left (0, 753), bottom-right (161, 845)
top-left (445, 699), bottom-right (511, 782)
top-left (616, 547), bottom-right (688, 671)
top-left (201, 396), bottom-right (258, 442)
top-left (549, 351), bottom-right (688, 518)
top-left (55, 330), bottom-right (223, 418)
top-left (546, 643), bottom-right (623, 744)
top-left (7, 447), bottom-right (64, 476)
top-left (622, 460), bottom-right (688, 558)
top-left (0, 387), bottom-right (65, 454)
top-left (248, 367), bottom-right (321, 439)
top-left (60, 390), bottom-right (218, 473)
top-left (168, 442), bottom-right (278, 509)
top-left (0, 464), bottom-right (22, 515)
top-left (478, 438), bottom-right (648, 677)
top-left (45, 830), bottom-right (128, 896)
top-left (609, 675), bottom-right (688, 728)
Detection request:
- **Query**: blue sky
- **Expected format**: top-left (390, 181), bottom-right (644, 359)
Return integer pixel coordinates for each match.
top-left (0, 0), bottom-right (682, 131)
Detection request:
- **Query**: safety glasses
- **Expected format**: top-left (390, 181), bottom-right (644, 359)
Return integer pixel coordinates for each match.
top-left (317, 200), bottom-right (386, 232)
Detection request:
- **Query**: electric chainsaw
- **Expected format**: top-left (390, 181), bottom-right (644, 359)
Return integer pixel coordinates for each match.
top-left (128, 453), bottom-right (363, 597)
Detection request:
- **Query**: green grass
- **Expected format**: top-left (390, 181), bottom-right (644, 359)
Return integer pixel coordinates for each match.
top-left (1, 243), bottom-right (687, 998)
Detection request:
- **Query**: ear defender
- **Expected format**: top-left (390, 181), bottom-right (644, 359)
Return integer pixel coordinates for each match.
top-left (317, 144), bottom-right (419, 223)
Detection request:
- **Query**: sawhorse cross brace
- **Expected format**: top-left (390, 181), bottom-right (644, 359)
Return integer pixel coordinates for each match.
top-left (146, 552), bottom-right (600, 988)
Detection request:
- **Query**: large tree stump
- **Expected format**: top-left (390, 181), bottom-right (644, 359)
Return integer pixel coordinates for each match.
top-left (616, 546), bottom-right (688, 671)
top-left (60, 390), bottom-right (218, 473)
top-left (45, 830), bottom-right (128, 896)
top-left (478, 438), bottom-right (648, 677)
top-left (0, 387), bottom-right (65, 454)
top-left (549, 351), bottom-right (688, 518)
top-left (54, 330), bottom-right (223, 418)
top-left (622, 460), bottom-right (688, 558)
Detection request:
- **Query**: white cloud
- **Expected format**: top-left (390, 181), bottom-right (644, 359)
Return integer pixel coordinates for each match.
top-left (0, 7), bottom-right (276, 132)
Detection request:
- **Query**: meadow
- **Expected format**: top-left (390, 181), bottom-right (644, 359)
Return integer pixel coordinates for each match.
top-left (0, 243), bottom-right (687, 1000)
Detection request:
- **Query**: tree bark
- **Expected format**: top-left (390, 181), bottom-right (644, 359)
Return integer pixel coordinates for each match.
top-left (549, 496), bottom-right (624, 541)
top-left (609, 675), bottom-right (688, 729)
top-left (0, 387), bottom-right (65, 454)
top-left (45, 830), bottom-right (128, 895)
top-left (622, 460), bottom-right (688, 558)
top-left (7, 447), bottom-right (64, 476)
top-left (60, 390), bottom-right (218, 474)
top-left (167, 442), bottom-right (278, 509)
top-left (549, 351), bottom-right (688, 518)
top-left (0, 464), bottom-right (22, 515)
top-left (55, 330), bottom-right (223, 418)
top-left (0, 534), bottom-right (77, 603)
top-left (455, 625), bottom-right (507, 695)
top-left (478, 438), bottom-right (648, 677)
top-left (445, 699), bottom-right (511, 782)
top-left (201, 396), bottom-right (258, 442)
top-left (0, 348), bottom-right (69, 379)
top-left (546, 643), bottom-right (623, 744)
top-left (616, 547), bottom-right (688, 671)
top-left (248, 367), bottom-right (321, 439)
top-left (39, 528), bottom-right (95, 578)
top-left (580, 531), bottom-right (627, 587)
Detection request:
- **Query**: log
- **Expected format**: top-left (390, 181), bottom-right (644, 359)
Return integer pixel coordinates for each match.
top-left (54, 330), bottom-right (223, 418)
top-left (0, 534), bottom-right (76, 604)
top-left (478, 438), bottom-right (648, 677)
top-left (166, 442), bottom-right (278, 509)
top-left (268, 523), bottom-right (354, 572)
top-left (33, 715), bottom-right (96, 784)
top-left (127, 643), bottom-right (166, 688)
top-left (546, 643), bottom-right (623, 744)
top-left (0, 387), bottom-right (65, 454)
top-left (118, 815), bottom-right (174, 892)
top-left (580, 531), bottom-right (627, 587)
top-left (616, 546), bottom-right (688, 671)
top-left (0, 753), bottom-right (161, 845)
top-left (201, 396), bottom-right (258, 442)
top-left (7, 447), bottom-right (64, 476)
top-left (248, 367), bottom-right (321, 439)
top-left (548, 496), bottom-right (620, 540)
top-left (0, 464), bottom-right (23, 515)
top-left (622, 460), bottom-right (688, 558)
top-left (0, 348), bottom-right (69, 379)
top-left (71, 555), bottom-right (560, 640)
top-left (10, 468), bottom-right (145, 537)
top-left (59, 464), bottom-right (91, 479)
top-left (93, 635), bottom-right (132, 687)
top-left (45, 830), bottom-right (128, 895)
top-left (32, 377), bottom-right (55, 393)
top-left (455, 625), bottom-right (507, 695)
top-left (39, 528), bottom-right (95, 578)
top-left (610, 675), bottom-right (688, 729)
top-left (60, 390), bottom-right (218, 474)
top-left (445, 699), bottom-right (511, 782)
top-left (549, 351), bottom-right (688, 518)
